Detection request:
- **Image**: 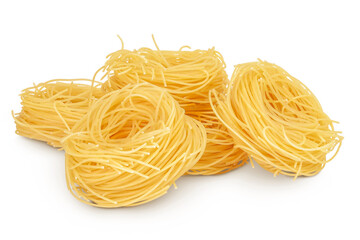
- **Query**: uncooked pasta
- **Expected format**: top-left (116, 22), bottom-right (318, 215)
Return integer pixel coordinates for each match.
top-left (62, 83), bottom-right (207, 207)
top-left (100, 37), bottom-right (248, 175)
top-left (13, 79), bottom-right (104, 147)
top-left (12, 37), bottom-right (345, 209)
top-left (210, 60), bottom-right (343, 178)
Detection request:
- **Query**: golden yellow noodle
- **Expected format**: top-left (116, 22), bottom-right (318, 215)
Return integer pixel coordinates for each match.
top-left (62, 83), bottom-right (207, 207)
top-left (100, 37), bottom-right (247, 175)
top-left (13, 79), bottom-right (104, 148)
top-left (188, 116), bottom-right (248, 175)
top-left (210, 60), bottom-right (343, 178)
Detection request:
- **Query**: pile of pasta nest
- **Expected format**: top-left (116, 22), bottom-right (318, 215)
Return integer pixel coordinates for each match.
top-left (13, 37), bottom-right (343, 208)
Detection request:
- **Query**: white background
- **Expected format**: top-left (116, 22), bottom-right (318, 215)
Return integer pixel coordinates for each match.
top-left (0, 0), bottom-right (359, 239)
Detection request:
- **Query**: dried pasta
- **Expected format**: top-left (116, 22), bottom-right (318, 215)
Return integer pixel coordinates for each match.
top-left (100, 37), bottom-right (247, 175)
top-left (210, 60), bottom-right (343, 178)
top-left (13, 79), bottom-right (104, 147)
top-left (63, 83), bottom-right (207, 207)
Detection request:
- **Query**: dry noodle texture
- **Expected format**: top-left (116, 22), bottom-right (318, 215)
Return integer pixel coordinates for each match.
top-left (100, 38), bottom-right (247, 175)
top-left (63, 83), bottom-right (207, 207)
top-left (211, 60), bottom-right (343, 178)
top-left (13, 79), bottom-right (104, 148)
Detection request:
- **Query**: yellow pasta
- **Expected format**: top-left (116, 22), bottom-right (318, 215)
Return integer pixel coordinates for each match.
top-left (63, 83), bottom-right (207, 207)
top-left (13, 79), bottom-right (104, 147)
top-left (210, 60), bottom-right (343, 178)
top-left (187, 116), bottom-right (248, 175)
top-left (100, 37), bottom-right (247, 175)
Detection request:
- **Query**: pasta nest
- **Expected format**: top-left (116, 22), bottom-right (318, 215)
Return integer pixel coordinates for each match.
top-left (101, 45), bottom-right (248, 175)
top-left (211, 60), bottom-right (343, 178)
top-left (63, 83), bottom-right (207, 207)
top-left (13, 79), bottom-right (104, 147)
